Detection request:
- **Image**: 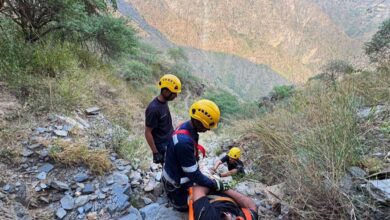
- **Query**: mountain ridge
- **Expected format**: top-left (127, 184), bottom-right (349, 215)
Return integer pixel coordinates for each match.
top-left (125, 0), bottom-right (367, 82)
top-left (117, 0), bottom-right (289, 100)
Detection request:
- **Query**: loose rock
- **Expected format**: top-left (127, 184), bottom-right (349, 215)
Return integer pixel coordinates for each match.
top-left (85, 107), bottom-right (101, 115)
top-left (112, 172), bottom-right (129, 185)
top-left (75, 195), bottom-right (90, 208)
top-left (38, 163), bottom-right (54, 173)
top-left (21, 149), bottom-right (34, 157)
top-left (348, 166), bottom-right (367, 179)
top-left (82, 184), bottom-right (95, 194)
top-left (36, 172), bottom-right (47, 180)
top-left (144, 179), bottom-right (156, 192)
top-left (74, 173), bottom-right (89, 182)
top-left (54, 130), bottom-right (68, 137)
top-left (56, 208), bottom-right (67, 219)
top-left (367, 179), bottom-right (390, 203)
top-left (60, 195), bottom-right (75, 210)
top-left (143, 197), bottom-right (152, 205)
top-left (51, 180), bottom-right (70, 191)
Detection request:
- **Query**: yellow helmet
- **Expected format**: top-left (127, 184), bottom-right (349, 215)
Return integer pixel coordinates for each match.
top-left (228, 147), bottom-right (241, 160)
top-left (189, 99), bottom-right (220, 129)
top-left (158, 74), bottom-right (181, 93)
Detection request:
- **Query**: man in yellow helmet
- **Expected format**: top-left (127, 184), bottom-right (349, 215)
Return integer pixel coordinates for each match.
top-left (162, 99), bottom-right (230, 211)
top-left (145, 74), bottom-right (181, 165)
top-left (210, 147), bottom-right (245, 177)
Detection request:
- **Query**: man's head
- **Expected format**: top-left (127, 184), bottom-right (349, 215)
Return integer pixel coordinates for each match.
top-left (189, 99), bottom-right (220, 133)
top-left (227, 147), bottom-right (241, 162)
top-left (161, 88), bottom-right (177, 101)
top-left (158, 74), bottom-right (181, 101)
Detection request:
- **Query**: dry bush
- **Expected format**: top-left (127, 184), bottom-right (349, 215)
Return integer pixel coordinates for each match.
top-left (240, 70), bottom-right (389, 219)
top-left (49, 139), bottom-right (112, 175)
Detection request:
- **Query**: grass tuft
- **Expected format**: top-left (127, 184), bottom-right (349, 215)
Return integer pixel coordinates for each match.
top-left (49, 139), bottom-right (112, 175)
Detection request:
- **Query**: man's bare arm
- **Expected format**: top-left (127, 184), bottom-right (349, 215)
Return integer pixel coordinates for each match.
top-left (223, 189), bottom-right (257, 211)
top-left (193, 186), bottom-right (210, 201)
top-left (145, 126), bottom-right (158, 153)
top-left (220, 168), bottom-right (238, 177)
top-left (213, 160), bottom-right (223, 170)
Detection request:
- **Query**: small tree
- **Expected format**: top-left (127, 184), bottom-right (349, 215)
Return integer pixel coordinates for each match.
top-left (0, 0), bottom-right (137, 59)
top-left (365, 19), bottom-right (390, 69)
top-left (319, 60), bottom-right (354, 86)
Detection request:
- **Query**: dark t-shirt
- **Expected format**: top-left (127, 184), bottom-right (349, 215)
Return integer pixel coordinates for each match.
top-left (145, 97), bottom-right (174, 146)
top-left (220, 155), bottom-right (245, 174)
top-left (193, 195), bottom-right (258, 220)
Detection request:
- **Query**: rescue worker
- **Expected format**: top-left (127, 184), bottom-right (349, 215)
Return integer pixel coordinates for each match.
top-left (145, 74), bottom-right (181, 165)
top-left (211, 147), bottom-right (245, 178)
top-left (191, 185), bottom-right (258, 220)
top-left (163, 99), bottom-right (229, 211)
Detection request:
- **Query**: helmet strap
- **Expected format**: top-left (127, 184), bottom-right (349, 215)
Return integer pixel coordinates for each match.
top-left (191, 118), bottom-right (208, 133)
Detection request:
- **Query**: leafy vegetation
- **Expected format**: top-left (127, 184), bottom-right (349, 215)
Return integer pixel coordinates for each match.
top-left (204, 89), bottom-right (240, 116)
top-left (365, 19), bottom-right (390, 68)
top-left (204, 89), bottom-right (264, 121)
top-left (270, 85), bottom-right (295, 100)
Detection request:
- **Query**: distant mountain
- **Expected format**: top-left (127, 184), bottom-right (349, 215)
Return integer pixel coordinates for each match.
top-left (117, 0), bottom-right (289, 100)
top-left (310, 0), bottom-right (390, 40)
top-left (124, 0), bottom-right (368, 82)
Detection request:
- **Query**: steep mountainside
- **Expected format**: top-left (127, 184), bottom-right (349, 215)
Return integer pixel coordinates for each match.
top-left (310, 0), bottom-right (390, 40)
top-left (126, 0), bottom-right (362, 82)
top-left (117, 0), bottom-right (289, 100)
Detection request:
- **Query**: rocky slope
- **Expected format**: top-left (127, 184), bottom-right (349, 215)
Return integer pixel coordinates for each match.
top-left (125, 0), bottom-right (364, 82)
top-left (0, 88), bottom-right (285, 219)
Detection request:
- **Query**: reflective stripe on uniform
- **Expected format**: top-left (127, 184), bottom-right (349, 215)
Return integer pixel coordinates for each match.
top-left (163, 169), bottom-right (178, 186)
top-left (163, 169), bottom-right (190, 185)
top-left (180, 177), bottom-right (190, 184)
top-left (173, 134), bottom-right (178, 145)
top-left (182, 163), bottom-right (198, 173)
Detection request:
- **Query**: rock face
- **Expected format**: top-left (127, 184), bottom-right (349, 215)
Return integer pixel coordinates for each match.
top-left (116, 0), bottom-right (289, 100)
top-left (123, 0), bottom-right (363, 83)
top-left (140, 203), bottom-right (187, 220)
top-left (367, 179), bottom-right (390, 203)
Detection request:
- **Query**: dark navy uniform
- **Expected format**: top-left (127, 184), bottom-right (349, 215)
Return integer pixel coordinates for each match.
top-left (163, 121), bottom-right (215, 211)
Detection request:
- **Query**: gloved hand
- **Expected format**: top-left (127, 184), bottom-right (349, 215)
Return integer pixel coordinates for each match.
top-left (213, 179), bottom-right (230, 192)
top-left (153, 152), bottom-right (164, 164)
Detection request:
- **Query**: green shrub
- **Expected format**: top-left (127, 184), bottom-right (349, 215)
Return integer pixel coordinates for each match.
top-left (204, 89), bottom-right (240, 117)
top-left (122, 60), bottom-right (153, 82)
top-left (29, 42), bottom-right (78, 77)
top-left (0, 17), bottom-right (31, 76)
top-left (270, 85), bottom-right (294, 100)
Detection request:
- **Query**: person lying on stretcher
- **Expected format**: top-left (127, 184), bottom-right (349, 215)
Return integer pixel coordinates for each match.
top-left (190, 185), bottom-right (258, 220)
